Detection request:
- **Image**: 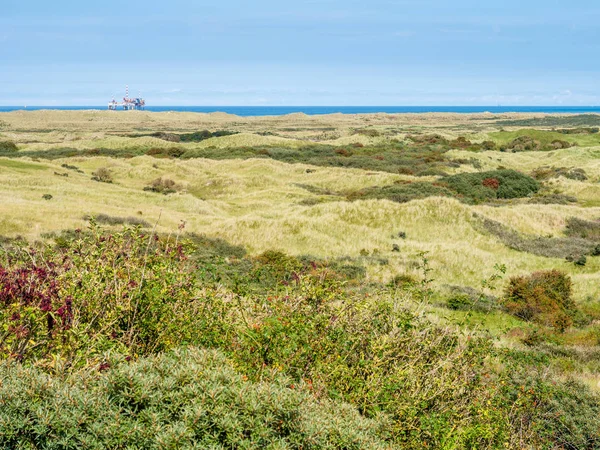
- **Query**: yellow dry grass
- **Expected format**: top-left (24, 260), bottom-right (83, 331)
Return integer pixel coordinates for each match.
top-left (1, 152), bottom-right (599, 300)
top-left (2, 110), bottom-right (600, 301)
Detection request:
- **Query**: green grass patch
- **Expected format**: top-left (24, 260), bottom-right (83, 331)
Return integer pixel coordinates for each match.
top-left (0, 158), bottom-right (47, 170)
top-left (495, 114), bottom-right (600, 128)
top-left (490, 129), bottom-right (600, 149)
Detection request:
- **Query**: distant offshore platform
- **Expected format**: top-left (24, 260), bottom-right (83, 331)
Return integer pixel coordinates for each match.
top-left (108, 85), bottom-right (146, 110)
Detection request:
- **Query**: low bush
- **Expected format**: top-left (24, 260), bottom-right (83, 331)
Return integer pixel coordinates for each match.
top-left (407, 133), bottom-right (449, 146)
top-left (60, 163), bottom-right (84, 173)
top-left (556, 127), bottom-right (600, 134)
top-left (179, 130), bottom-right (238, 142)
top-left (143, 177), bottom-right (181, 194)
top-left (0, 140), bottom-right (18, 152)
top-left (531, 166), bottom-right (588, 181)
top-left (501, 135), bottom-right (542, 152)
top-left (82, 213), bottom-right (151, 228)
top-left (91, 167), bottom-right (113, 183)
top-left (565, 217), bottom-right (600, 241)
top-left (502, 270), bottom-right (576, 331)
top-left (444, 285), bottom-right (498, 312)
top-left (497, 115), bottom-right (600, 127)
top-left (479, 216), bottom-right (596, 259)
top-left (347, 181), bottom-right (454, 204)
top-left (442, 169), bottom-right (540, 201)
top-left (145, 147), bottom-right (185, 158)
top-left (0, 348), bottom-right (392, 449)
top-left (128, 130), bottom-right (238, 143)
top-left (528, 194), bottom-right (577, 205)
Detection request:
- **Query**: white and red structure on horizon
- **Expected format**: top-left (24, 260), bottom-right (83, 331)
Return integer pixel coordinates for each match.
top-left (108, 85), bottom-right (146, 110)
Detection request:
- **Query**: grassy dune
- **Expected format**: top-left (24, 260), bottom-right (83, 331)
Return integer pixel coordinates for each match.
top-left (1, 149), bottom-right (599, 299)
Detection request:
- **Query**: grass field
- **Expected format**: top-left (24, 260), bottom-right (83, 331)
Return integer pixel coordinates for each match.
top-left (2, 111), bottom-right (600, 298)
top-left (2, 110), bottom-right (600, 448)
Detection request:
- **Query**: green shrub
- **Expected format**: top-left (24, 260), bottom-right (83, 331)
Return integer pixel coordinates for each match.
top-left (407, 133), bottom-right (449, 146)
top-left (347, 181), bottom-right (454, 204)
top-left (556, 126), bottom-right (600, 134)
top-left (502, 270), bottom-right (576, 330)
top-left (0, 226), bottom-right (200, 365)
top-left (444, 286), bottom-right (497, 312)
top-left (442, 169), bottom-right (539, 201)
top-left (501, 135), bottom-right (542, 152)
top-left (233, 288), bottom-right (504, 447)
top-left (145, 147), bottom-right (185, 158)
top-left (528, 194), bottom-right (577, 205)
top-left (0, 141), bottom-right (18, 152)
top-left (499, 351), bottom-right (600, 449)
top-left (60, 163), bottom-right (84, 173)
top-left (41, 194), bottom-right (52, 200)
top-left (565, 217), bottom-right (600, 241)
top-left (481, 140), bottom-right (497, 150)
top-left (446, 293), bottom-right (473, 310)
top-left (0, 348), bottom-right (392, 449)
top-left (83, 213), bottom-right (150, 228)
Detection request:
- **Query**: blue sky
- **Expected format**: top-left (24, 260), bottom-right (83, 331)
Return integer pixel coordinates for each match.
top-left (2, 0), bottom-right (600, 105)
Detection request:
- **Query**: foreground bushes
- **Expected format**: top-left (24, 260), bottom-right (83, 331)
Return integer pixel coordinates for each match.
top-left (0, 226), bottom-right (198, 365)
top-left (1, 228), bottom-right (599, 448)
top-left (502, 270), bottom-right (576, 331)
top-left (0, 348), bottom-right (391, 449)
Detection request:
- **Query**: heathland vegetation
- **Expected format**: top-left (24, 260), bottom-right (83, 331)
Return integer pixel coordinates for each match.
top-left (1, 110), bottom-right (600, 448)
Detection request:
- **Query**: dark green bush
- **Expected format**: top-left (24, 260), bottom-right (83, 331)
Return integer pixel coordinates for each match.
top-left (145, 147), bottom-right (185, 158)
top-left (407, 133), bottom-right (449, 146)
top-left (60, 163), bottom-right (84, 173)
top-left (347, 181), bottom-right (454, 204)
top-left (0, 141), bottom-right (18, 152)
top-left (82, 213), bottom-right (150, 228)
top-left (0, 348), bottom-right (392, 449)
top-left (499, 352), bottom-right (600, 449)
top-left (444, 286), bottom-right (497, 312)
top-left (442, 169), bottom-right (539, 201)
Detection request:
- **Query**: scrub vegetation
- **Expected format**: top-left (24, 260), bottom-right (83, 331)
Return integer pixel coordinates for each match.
top-left (1, 110), bottom-right (600, 448)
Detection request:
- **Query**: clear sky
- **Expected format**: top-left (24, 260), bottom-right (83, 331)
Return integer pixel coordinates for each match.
top-left (2, 0), bottom-right (599, 106)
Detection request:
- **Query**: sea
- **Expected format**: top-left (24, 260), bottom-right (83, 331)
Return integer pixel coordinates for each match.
top-left (1, 106), bottom-right (600, 116)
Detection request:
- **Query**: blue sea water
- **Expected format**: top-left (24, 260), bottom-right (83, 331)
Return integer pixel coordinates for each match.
top-left (1, 106), bottom-right (600, 116)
